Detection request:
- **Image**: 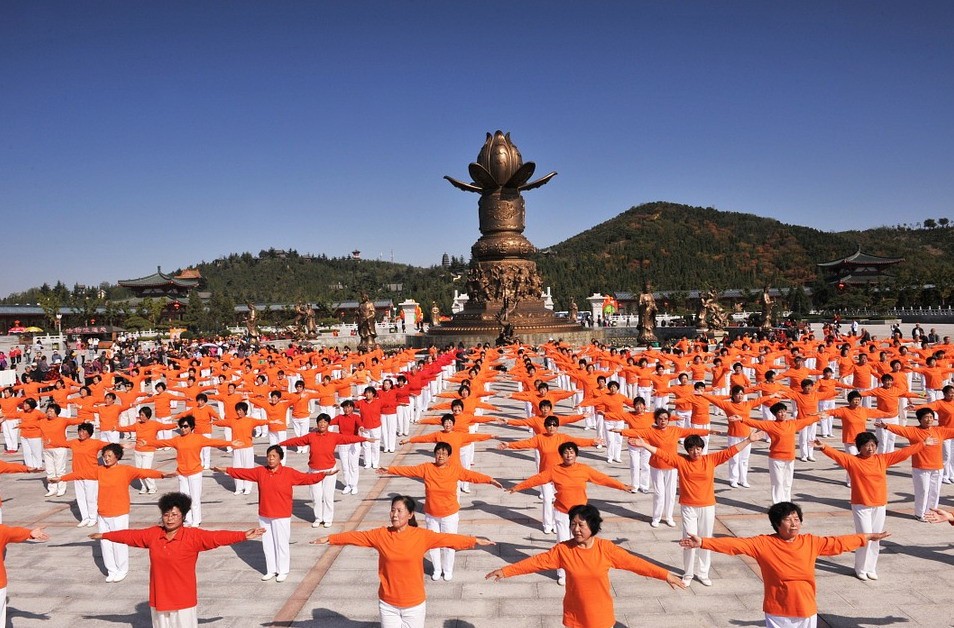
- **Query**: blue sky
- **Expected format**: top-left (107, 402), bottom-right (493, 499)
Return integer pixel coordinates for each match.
top-left (2, 1), bottom-right (952, 298)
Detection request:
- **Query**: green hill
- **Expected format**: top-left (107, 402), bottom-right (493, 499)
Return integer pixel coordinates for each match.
top-left (533, 201), bottom-right (953, 310)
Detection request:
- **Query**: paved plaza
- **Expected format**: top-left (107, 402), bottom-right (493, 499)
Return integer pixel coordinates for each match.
top-left (3, 323), bottom-right (954, 627)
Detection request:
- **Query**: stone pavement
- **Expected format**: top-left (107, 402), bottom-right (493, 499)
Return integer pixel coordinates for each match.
top-left (4, 326), bottom-right (954, 627)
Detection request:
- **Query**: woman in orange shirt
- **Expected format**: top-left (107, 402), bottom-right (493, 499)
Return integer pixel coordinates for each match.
top-left (0, 524), bottom-right (49, 627)
top-left (681, 501), bottom-right (887, 628)
top-left (487, 504), bottom-right (684, 628)
top-left (312, 495), bottom-right (493, 628)
top-left (814, 432), bottom-right (924, 580)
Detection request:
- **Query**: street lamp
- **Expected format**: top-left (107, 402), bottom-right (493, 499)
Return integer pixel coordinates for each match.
top-left (55, 313), bottom-right (62, 336)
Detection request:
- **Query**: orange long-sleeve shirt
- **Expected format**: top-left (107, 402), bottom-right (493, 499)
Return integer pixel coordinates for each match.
top-left (739, 416), bottom-right (817, 461)
top-left (501, 537), bottom-right (669, 628)
top-left (153, 433), bottom-right (231, 476)
top-left (406, 431), bottom-right (491, 466)
top-left (701, 533), bottom-right (866, 617)
top-left (513, 462), bottom-right (629, 514)
top-left (64, 437), bottom-right (109, 476)
top-left (103, 526), bottom-right (247, 611)
top-left (62, 463), bottom-right (165, 517)
top-left (504, 434), bottom-right (597, 473)
top-left (213, 416), bottom-right (268, 449)
top-left (621, 426), bottom-right (709, 470)
top-left (386, 462), bottom-right (494, 517)
top-left (117, 419), bottom-right (174, 453)
top-left (328, 526), bottom-right (476, 607)
top-left (655, 444), bottom-right (742, 507)
top-left (38, 416), bottom-right (83, 448)
top-left (882, 425), bottom-right (954, 470)
top-left (828, 406), bottom-right (894, 444)
top-left (0, 525), bottom-right (32, 589)
top-left (820, 443), bottom-right (922, 505)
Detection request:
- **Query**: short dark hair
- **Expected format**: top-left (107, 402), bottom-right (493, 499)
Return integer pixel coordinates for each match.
top-left (558, 442), bottom-right (579, 456)
top-left (855, 431), bottom-right (878, 449)
top-left (235, 401), bottom-right (249, 414)
top-left (101, 443), bottom-right (124, 460)
top-left (138, 406), bottom-right (153, 419)
top-left (266, 444), bottom-right (284, 459)
top-left (567, 503), bottom-right (602, 535)
top-left (77, 422), bottom-right (95, 437)
top-left (159, 492), bottom-right (192, 517)
top-left (768, 501), bottom-right (802, 532)
top-left (440, 413), bottom-right (455, 425)
top-left (684, 435), bottom-right (705, 450)
top-left (177, 415), bottom-right (196, 430)
top-left (543, 417), bottom-right (559, 428)
top-left (340, 399), bottom-right (354, 408)
top-left (315, 413), bottom-right (331, 424)
top-left (915, 407), bottom-right (936, 423)
top-left (770, 402), bottom-right (788, 416)
top-left (846, 391), bottom-right (862, 402)
top-left (434, 442), bottom-right (453, 456)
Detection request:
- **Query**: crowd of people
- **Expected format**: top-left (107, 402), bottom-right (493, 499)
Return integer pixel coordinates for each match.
top-left (0, 327), bottom-right (952, 626)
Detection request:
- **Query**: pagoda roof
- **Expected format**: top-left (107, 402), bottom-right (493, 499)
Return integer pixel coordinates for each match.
top-left (817, 249), bottom-right (904, 268)
top-left (118, 267), bottom-right (200, 289)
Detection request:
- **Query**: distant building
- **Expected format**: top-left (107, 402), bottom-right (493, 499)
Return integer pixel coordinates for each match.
top-left (816, 249), bottom-right (903, 287)
top-left (441, 253), bottom-right (450, 268)
top-left (116, 267), bottom-right (203, 323)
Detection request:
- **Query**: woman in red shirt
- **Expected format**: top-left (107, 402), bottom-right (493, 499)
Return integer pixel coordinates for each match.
top-left (487, 504), bottom-right (683, 628)
top-left (312, 495), bottom-right (493, 628)
top-left (93, 492), bottom-right (263, 627)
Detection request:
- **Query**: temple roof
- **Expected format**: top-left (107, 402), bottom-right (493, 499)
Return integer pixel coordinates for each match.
top-left (118, 267), bottom-right (200, 289)
top-left (817, 249), bottom-right (904, 268)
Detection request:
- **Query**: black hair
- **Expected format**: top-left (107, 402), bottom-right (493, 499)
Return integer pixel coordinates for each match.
top-left (567, 503), bottom-right (603, 535)
top-left (101, 443), bottom-right (124, 460)
top-left (390, 495), bottom-right (419, 527)
top-left (434, 442), bottom-right (453, 456)
top-left (77, 422), bottom-right (95, 437)
top-left (266, 444), bottom-right (284, 459)
top-left (684, 435), bottom-right (705, 450)
top-left (558, 441), bottom-right (579, 456)
top-left (855, 432), bottom-right (878, 449)
top-left (159, 492), bottom-right (192, 517)
top-left (768, 502), bottom-right (802, 532)
top-left (177, 415), bottom-right (196, 430)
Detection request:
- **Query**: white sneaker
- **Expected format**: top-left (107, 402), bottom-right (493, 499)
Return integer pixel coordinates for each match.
top-left (431, 572), bottom-right (442, 581)
top-left (665, 520), bottom-right (676, 527)
top-left (855, 571), bottom-right (869, 581)
top-left (867, 572), bottom-right (878, 580)
top-left (443, 573), bottom-right (453, 581)
top-left (650, 521), bottom-right (660, 528)
top-left (697, 576), bottom-right (712, 586)
top-left (312, 521), bottom-right (323, 528)
top-left (729, 482), bottom-right (739, 488)
top-left (243, 489), bottom-right (252, 495)
top-left (322, 522), bottom-right (332, 528)
top-left (276, 574), bottom-right (288, 583)
top-left (740, 482), bottom-right (751, 488)
top-left (147, 489), bottom-right (157, 494)
top-left (261, 573), bottom-right (276, 581)
top-left (105, 574), bottom-right (115, 583)
top-left (139, 489), bottom-right (147, 495)
top-left (234, 490), bottom-right (243, 495)
top-left (807, 456), bottom-right (816, 462)
top-left (557, 576), bottom-right (566, 586)
top-left (44, 490), bottom-right (55, 497)
top-left (86, 520), bottom-right (98, 527)
top-left (76, 520), bottom-right (88, 528)
top-left (681, 576), bottom-right (692, 587)
top-left (113, 572), bottom-right (127, 583)
top-left (460, 486), bottom-right (471, 494)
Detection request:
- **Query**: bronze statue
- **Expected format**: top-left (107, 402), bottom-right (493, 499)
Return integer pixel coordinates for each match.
top-left (568, 300), bottom-right (579, 323)
top-left (429, 302), bottom-right (440, 327)
top-left (760, 286), bottom-right (774, 331)
top-left (245, 302), bottom-right (260, 339)
top-left (636, 282), bottom-right (658, 344)
top-left (698, 290), bottom-right (728, 331)
top-left (437, 131), bottom-right (580, 339)
top-left (356, 294), bottom-right (377, 351)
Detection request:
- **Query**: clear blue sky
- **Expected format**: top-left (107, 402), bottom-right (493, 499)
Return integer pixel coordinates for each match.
top-left (2, 1), bottom-right (952, 298)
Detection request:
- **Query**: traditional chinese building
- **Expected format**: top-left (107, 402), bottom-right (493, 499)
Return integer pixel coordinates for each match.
top-left (117, 267), bottom-right (203, 323)
top-left (816, 249), bottom-right (903, 287)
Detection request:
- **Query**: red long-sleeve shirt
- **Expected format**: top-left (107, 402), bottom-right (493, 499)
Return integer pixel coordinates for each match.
top-left (103, 526), bottom-right (247, 611)
top-left (225, 465), bottom-right (326, 518)
top-left (280, 431), bottom-right (366, 471)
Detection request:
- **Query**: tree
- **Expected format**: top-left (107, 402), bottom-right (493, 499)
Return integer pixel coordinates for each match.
top-left (939, 217), bottom-right (950, 228)
top-left (138, 298), bottom-right (166, 329)
top-left (37, 293), bottom-right (62, 332)
top-left (924, 218), bottom-right (938, 229)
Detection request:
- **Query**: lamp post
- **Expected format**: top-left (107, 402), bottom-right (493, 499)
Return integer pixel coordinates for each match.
top-left (55, 313), bottom-right (62, 336)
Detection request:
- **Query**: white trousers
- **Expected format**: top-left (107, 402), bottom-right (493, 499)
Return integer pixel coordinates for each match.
top-left (135, 451), bottom-right (157, 492)
top-left (851, 504), bottom-right (885, 575)
top-left (913, 468), bottom-right (942, 518)
top-left (379, 599), bottom-right (425, 628)
top-left (628, 446), bottom-right (650, 491)
top-left (765, 613), bottom-right (816, 628)
top-left (98, 513), bottom-right (130, 578)
top-left (268, 430), bottom-right (286, 447)
top-left (309, 468), bottom-right (337, 524)
top-left (362, 427), bottom-right (381, 468)
top-left (541, 481), bottom-right (556, 530)
top-left (22, 437), bottom-right (42, 469)
top-left (291, 417), bottom-right (310, 453)
top-left (876, 417), bottom-right (899, 454)
top-left (381, 413), bottom-right (398, 452)
top-left (338, 442), bottom-right (361, 491)
top-left (0, 587), bottom-right (5, 628)
top-left (232, 447), bottom-right (255, 493)
top-left (396, 405), bottom-right (411, 436)
top-left (425, 512), bottom-right (459, 577)
top-left (1, 420), bottom-right (18, 450)
top-left (43, 447), bottom-right (68, 492)
top-left (681, 504), bottom-right (714, 579)
top-left (797, 424), bottom-right (817, 459)
top-left (769, 459), bottom-right (794, 504)
top-left (260, 515), bottom-right (291, 576)
top-left (177, 472), bottom-right (204, 526)
top-left (605, 420), bottom-right (624, 461)
top-left (650, 467), bottom-right (677, 524)
top-left (459, 440), bottom-right (476, 491)
top-left (727, 436), bottom-right (751, 484)
top-left (151, 606), bottom-right (198, 628)
top-left (101, 430), bottom-right (120, 444)
top-left (555, 510), bottom-right (570, 579)
top-left (75, 478), bottom-right (99, 522)
top-left (843, 444), bottom-right (858, 486)
top-left (943, 439), bottom-right (954, 482)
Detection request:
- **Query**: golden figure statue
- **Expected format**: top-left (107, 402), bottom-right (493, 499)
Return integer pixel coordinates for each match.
top-left (637, 282), bottom-right (658, 345)
top-left (245, 302), bottom-right (260, 339)
top-left (356, 294), bottom-right (377, 351)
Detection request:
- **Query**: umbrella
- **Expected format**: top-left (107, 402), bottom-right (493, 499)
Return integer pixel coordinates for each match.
top-left (7, 326), bottom-right (26, 334)
top-left (24, 326), bottom-right (44, 333)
